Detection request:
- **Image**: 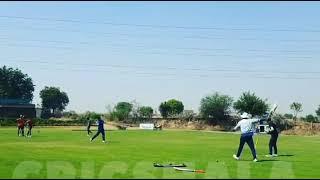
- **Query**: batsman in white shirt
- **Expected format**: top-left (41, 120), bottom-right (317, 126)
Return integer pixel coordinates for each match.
top-left (232, 112), bottom-right (262, 162)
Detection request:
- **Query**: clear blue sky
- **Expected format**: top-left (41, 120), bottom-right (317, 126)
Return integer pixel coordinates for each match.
top-left (1, 2), bottom-right (319, 116)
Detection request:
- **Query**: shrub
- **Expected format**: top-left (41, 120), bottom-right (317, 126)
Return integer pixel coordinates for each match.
top-left (272, 114), bottom-right (294, 131)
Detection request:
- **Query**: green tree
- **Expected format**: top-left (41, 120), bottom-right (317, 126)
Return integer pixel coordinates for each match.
top-left (233, 91), bottom-right (269, 117)
top-left (0, 65), bottom-right (35, 102)
top-left (199, 92), bottom-right (233, 124)
top-left (166, 99), bottom-right (184, 116)
top-left (114, 102), bottom-right (133, 121)
top-left (39, 86), bottom-right (69, 118)
top-left (138, 106), bottom-right (154, 120)
top-left (316, 105), bottom-right (320, 117)
top-left (304, 114), bottom-right (318, 123)
top-left (159, 99), bottom-right (184, 118)
top-left (159, 102), bottom-right (170, 118)
top-left (290, 102), bottom-right (303, 122)
top-left (272, 113), bottom-right (294, 131)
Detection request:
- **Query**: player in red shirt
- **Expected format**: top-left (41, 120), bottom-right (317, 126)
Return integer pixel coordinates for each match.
top-left (16, 115), bottom-right (25, 136)
top-left (26, 118), bottom-right (33, 137)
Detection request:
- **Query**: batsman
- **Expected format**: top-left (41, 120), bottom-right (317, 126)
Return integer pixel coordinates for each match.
top-left (232, 104), bottom-right (278, 162)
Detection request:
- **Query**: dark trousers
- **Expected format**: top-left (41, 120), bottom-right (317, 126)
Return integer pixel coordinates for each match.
top-left (27, 126), bottom-right (33, 136)
top-left (87, 127), bottom-right (92, 135)
top-left (18, 127), bottom-right (24, 136)
top-left (91, 129), bottom-right (105, 141)
top-left (236, 135), bottom-right (257, 159)
top-left (269, 134), bottom-right (278, 155)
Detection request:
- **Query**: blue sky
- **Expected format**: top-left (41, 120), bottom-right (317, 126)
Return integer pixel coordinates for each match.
top-left (1, 2), bottom-right (319, 115)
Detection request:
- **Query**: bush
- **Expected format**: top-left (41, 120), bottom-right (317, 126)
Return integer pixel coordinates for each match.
top-left (284, 113), bottom-right (293, 119)
top-left (0, 118), bottom-right (49, 126)
top-left (62, 111), bottom-right (79, 120)
top-left (40, 108), bottom-right (52, 119)
top-left (272, 114), bottom-right (294, 131)
top-left (104, 111), bottom-right (117, 121)
top-left (304, 114), bottom-right (319, 123)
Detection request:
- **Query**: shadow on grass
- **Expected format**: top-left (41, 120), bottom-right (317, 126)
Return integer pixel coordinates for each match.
top-left (236, 159), bottom-right (280, 162)
top-left (106, 141), bottom-right (121, 144)
top-left (258, 159), bottom-right (280, 162)
top-left (278, 154), bottom-right (294, 157)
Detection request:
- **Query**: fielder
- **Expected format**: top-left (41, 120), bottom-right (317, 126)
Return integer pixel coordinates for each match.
top-left (26, 118), bottom-right (33, 138)
top-left (233, 112), bottom-right (262, 162)
top-left (86, 117), bottom-right (93, 136)
top-left (90, 116), bottom-right (106, 143)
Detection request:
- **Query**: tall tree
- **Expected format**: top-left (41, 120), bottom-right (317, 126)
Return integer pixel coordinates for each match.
top-left (199, 92), bottom-right (233, 124)
top-left (138, 106), bottom-right (154, 120)
top-left (40, 86), bottom-right (69, 117)
top-left (159, 102), bottom-right (170, 119)
top-left (0, 66), bottom-right (35, 102)
top-left (290, 102), bottom-right (303, 122)
top-left (114, 102), bottom-right (133, 121)
top-left (166, 99), bottom-right (184, 116)
top-left (159, 99), bottom-right (184, 118)
top-left (233, 91), bottom-right (269, 117)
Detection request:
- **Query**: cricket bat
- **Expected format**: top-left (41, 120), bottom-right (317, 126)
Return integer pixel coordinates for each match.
top-left (173, 167), bottom-right (205, 173)
top-left (268, 104), bottom-right (278, 119)
top-left (153, 163), bottom-right (187, 168)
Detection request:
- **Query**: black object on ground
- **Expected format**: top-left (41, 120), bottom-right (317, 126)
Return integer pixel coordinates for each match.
top-left (153, 163), bottom-right (187, 168)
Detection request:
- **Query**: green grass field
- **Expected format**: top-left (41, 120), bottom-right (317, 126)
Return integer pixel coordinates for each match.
top-left (0, 127), bottom-right (319, 179)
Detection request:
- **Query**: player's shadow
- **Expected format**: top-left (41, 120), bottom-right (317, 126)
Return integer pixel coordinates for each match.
top-left (278, 154), bottom-right (294, 157)
top-left (258, 159), bottom-right (280, 162)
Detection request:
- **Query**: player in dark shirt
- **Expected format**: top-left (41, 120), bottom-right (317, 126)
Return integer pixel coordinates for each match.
top-left (266, 118), bottom-right (279, 157)
top-left (86, 117), bottom-right (93, 136)
top-left (90, 117), bottom-right (106, 143)
top-left (26, 118), bottom-right (33, 138)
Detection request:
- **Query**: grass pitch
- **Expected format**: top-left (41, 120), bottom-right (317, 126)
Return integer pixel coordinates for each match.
top-left (0, 127), bottom-right (319, 179)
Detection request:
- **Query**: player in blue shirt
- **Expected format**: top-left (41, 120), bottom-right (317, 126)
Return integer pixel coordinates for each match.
top-left (90, 116), bottom-right (106, 143)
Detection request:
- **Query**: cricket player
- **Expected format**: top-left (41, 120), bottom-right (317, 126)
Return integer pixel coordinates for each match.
top-left (90, 116), bottom-right (106, 143)
top-left (16, 115), bottom-right (25, 136)
top-left (86, 117), bottom-right (93, 136)
top-left (26, 118), bottom-right (33, 138)
top-left (265, 118), bottom-right (279, 157)
top-left (233, 112), bottom-right (262, 162)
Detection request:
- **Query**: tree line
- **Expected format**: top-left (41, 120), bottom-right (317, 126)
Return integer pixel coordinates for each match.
top-left (1, 65), bottom-right (319, 123)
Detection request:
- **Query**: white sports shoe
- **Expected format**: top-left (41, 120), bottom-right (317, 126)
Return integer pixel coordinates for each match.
top-left (253, 158), bottom-right (258, 162)
top-left (272, 154), bottom-right (278, 157)
top-left (265, 154), bottom-right (273, 157)
top-left (233, 154), bottom-right (240, 160)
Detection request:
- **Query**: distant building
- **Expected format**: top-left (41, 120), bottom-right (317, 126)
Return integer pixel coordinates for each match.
top-left (0, 99), bottom-right (36, 118)
top-left (35, 104), bottom-right (42, 118)
top-left (152, 113), bottom-right (162, 118)
top-left (183, 110), bottom-right (195, 115)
